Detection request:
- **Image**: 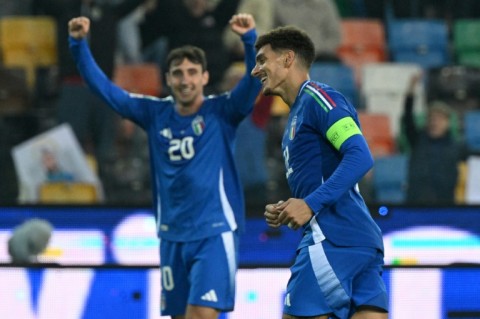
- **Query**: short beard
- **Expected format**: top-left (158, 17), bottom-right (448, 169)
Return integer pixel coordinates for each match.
top-left (263, 87), bottom-right (274, 96)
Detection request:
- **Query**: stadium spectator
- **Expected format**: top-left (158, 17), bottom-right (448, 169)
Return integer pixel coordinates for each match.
top-left (33, 0), bottom-right (147, 180)
top-left (222, 0), bottom-right (274, 63)
top-left (402, 73), bottom-right (465, 204)
top-left (273, 0), bottom-right (342, 62)
top-left (220, 62), bottom-right (273, 211)
top-left (140, 0), bottom-right (240, 94)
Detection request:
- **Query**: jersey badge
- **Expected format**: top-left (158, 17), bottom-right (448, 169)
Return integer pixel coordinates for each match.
top-left (192, 115), bottom-right (205, 136)
top-left (289, 116), bottom-right (297, 140)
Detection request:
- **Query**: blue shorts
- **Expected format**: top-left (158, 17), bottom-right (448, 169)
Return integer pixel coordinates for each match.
top-left (159, 231), bottom-right (238, 316)
top-left (284, 239), bottom-right (388, 318)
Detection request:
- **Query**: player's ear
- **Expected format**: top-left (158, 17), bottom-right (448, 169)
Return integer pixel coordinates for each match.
top-left (165, 72), bottom-right (171, 87)
top-left (284, 50), bottom-right (295, 68)
top-left (202, 70), bottom-right (209, 86)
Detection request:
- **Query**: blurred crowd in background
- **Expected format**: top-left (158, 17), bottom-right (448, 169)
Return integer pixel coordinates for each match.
top-left (1, 0), bottom-right (480, 213)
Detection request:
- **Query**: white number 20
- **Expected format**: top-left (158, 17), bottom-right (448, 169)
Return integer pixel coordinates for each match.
top-left (168, 137), bottom-right (195, 161)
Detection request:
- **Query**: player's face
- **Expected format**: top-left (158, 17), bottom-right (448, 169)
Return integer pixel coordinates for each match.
top-left (251, 44), bottom-right (288, 96)
top-left (166, 58), bottom-right (209, 111)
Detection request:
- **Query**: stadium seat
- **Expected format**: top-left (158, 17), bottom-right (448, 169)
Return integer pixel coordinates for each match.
top-left (0, 16), bottom-right (58, 89)
top-left (372, 154), bottom-right (408, 204)
top-left (453, 19), bottom-right (480, 68)
top-left (113, 63), bottom-right (162, 96)
top-left (309, 62), bottom-right (358, 107)
top-left (358, 112), bottom-right (396, 157)
top-left (39, 182), bottom-right (99, 204)
top-left (337, 19), bottom-right (387, 83)
top-left (361, 62), bottom-right (425, 136)
top-left (388, 19), bottom-right (449, 68)
top-left (464, 110), bottom-right (480, 153)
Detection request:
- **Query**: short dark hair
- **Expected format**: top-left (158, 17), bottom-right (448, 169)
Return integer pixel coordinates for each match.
top-left (255, 26), bottom-right (315, 69)
top-left (166, 45), bottom-right (207, 71)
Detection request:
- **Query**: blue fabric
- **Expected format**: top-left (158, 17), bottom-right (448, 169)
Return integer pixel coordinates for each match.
top-left (284, 239), bottom-right (388, 317)
top-left (159, 232), bottom-right (238, 316)
top-left (281, 80), bottom-right (383, 250)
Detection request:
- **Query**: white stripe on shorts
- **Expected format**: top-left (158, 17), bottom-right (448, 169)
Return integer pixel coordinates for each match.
top-left (221, 231), bottom-right (237, 290)
top-left (309, 243), bottom-right (349, 310)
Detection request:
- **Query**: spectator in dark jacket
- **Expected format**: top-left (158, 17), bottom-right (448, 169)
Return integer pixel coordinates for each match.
top-left (402, 73), bottom-right (465, 204)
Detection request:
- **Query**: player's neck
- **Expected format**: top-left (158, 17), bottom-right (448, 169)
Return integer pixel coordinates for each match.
top-left (283, 73), bottom-right (310, 107)
top-left (176, 97), bottom-right (204, 116)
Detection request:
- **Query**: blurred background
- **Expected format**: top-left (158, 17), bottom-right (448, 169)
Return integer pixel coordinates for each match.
top-left (1, 0), bottom-right (480, 318)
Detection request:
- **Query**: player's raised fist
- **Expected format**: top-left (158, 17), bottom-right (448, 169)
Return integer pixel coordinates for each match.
top-left (229, 13), bottom-right (255, 36)
top-left (68, 17), bottom-right (90, 40)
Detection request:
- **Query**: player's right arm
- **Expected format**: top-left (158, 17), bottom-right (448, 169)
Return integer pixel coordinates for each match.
top-left (68, 17), bottom-right (150, 127)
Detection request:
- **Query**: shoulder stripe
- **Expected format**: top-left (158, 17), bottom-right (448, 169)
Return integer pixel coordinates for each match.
top-left (304, 88), bottom-right (329, 112)
top-left (307, 82), bottom-right (337, 107)
top-left (305, 84), bottom-right (336, 111)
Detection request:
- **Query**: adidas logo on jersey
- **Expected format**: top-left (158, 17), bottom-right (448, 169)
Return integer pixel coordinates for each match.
top-left (159, 128), bottom-right (172, 139)
top-left (200, 289), bottom-right (218, 302)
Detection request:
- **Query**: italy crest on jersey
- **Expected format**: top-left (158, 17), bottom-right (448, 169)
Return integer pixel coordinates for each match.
top-left (192, 115), bottom-right (205, 136)
top-left (289, 116), bottom-right (297, 140)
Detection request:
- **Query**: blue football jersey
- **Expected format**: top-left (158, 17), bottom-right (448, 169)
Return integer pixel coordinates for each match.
top-left (70, 30), bottom-right (261, 241)
top-left (282, 80), bottom-right (384, 251)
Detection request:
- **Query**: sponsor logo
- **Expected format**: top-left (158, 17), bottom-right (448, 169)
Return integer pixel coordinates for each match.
top-left (160, 128), bottom-right (172, 139)
top-left (201, 289), bottom-right (218, 302)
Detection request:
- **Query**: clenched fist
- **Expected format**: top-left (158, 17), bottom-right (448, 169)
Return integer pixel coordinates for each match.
top-left (68, 17), bottom-right (90, 40)
top-left (229, 13), bottom-right (256, 36)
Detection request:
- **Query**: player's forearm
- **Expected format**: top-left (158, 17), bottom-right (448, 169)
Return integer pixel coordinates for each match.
top-left (230, 29), bottom-right (261, 114)
top-left (304, 136), bottom-right (373, 213)
top-left (69, 37), bottom-right (131, 115)
top-left (242, 29), bottom-right (258, 72)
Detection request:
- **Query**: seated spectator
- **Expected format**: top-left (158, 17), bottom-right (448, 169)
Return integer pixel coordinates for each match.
top-left (402, 74), bottom-right (466, 204)
top-left (141, 0), bottom-right (240, 94)
top-left (220, 62), bottom-right (272, 211)
top-left (33, 0), bottom-right (149, 181)
top-left (273, 0), bottom-right (342, 62)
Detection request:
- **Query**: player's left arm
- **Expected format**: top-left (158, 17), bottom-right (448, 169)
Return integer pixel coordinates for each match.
top-left (304, 108), bottom-right (374, 214)
top-left (225, 14), bottom-right (262, 120)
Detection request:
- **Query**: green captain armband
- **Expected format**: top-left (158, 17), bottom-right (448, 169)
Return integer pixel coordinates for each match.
top-left (326, 117), bottom-right (362, 150)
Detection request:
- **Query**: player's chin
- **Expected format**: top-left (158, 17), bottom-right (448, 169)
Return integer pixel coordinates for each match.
top-left (262, 86), bottom-right (274, 96)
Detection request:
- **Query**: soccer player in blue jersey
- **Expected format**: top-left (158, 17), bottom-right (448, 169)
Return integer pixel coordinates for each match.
top-left (252, 26), bottom-right (389, 319)
top-left (68, 14), bottom-right (260, 319)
